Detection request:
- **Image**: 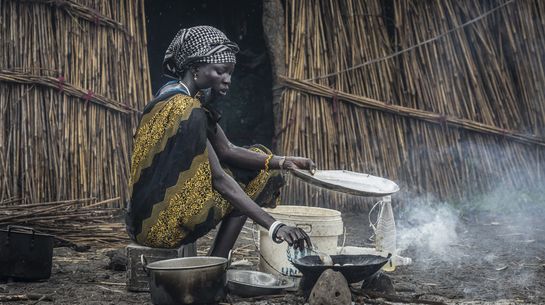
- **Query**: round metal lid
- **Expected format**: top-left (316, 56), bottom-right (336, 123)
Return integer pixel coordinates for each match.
top-left (290, 169), bottom-right (400, 197)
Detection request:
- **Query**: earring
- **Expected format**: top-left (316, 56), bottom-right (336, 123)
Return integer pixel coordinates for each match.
top-left (193, 71), bottom-right (198, 81)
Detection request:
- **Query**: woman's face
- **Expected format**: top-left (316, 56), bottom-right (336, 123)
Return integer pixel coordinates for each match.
top-left (195, 63), bottom-right (235, 96)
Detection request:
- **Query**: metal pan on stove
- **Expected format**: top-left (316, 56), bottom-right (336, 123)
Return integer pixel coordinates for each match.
top-left (292, 254), bottom-right (391, 284)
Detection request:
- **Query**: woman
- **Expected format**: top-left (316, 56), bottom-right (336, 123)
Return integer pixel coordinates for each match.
top-left (125, 26), bottom-right (314, 258)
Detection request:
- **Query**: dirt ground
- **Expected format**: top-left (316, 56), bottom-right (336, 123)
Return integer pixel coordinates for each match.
top-left (2, 206), bottom-right (544, 305)
top-left (343, 207), bottom-right (545, 305)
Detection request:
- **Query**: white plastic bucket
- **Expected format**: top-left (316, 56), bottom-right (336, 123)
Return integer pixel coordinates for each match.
top-left (259, 205), bottom-right (343, 277)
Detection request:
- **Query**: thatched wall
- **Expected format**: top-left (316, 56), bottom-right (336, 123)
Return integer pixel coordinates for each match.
top-left (0, 0), bottom-right (151, 206)
top-left (2, 0), bottom-right (544, 213)
top-left (278, 0), bottom-right (545, 210)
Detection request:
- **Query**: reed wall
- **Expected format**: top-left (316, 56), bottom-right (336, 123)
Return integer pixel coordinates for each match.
top-left (2, 0), bottom-right (544, 213)
top-left (278, 0), bottom-right (545, 210)
top-left (0, 0), bottom-right (151, 206)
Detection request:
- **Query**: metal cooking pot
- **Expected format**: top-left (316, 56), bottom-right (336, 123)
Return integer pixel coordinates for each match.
top-left (142, 255), bottom-right (229, 305)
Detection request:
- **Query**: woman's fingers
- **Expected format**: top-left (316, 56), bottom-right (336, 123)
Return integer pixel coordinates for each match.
top-left (307, 159), bottom-right (316, 175)
top-left (292, 229), bottom-right (305, 250)
top-left (294, 228), bottom-right (312, 249)
top-left (284, 157), bottom-right (316, 174)
top-left (278, 226), bottom-right (313, 250)
top-left (301, 229), bottom-right (312, 249)
top-left (290, 231), bottom-right (300, 248)
top-left (277, 227), bottom-right (293, 245)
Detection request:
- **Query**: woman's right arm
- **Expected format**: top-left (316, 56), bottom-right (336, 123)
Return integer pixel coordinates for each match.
top-left (207, 141), bottom-right (275, 229)
top-left (206, 141), bottom-right (311, 249)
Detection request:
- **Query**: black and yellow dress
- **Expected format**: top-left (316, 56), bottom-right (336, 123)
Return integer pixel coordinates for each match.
top-left (125, 84), bottom-right (282, 248)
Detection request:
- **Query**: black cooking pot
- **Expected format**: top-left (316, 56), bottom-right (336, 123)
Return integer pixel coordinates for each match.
top-left (142, 255), bottom-right (230, 305)
top-left (0, 225), bottom-right (54, 281)
top-left (292, 254), bottom-right (390, 290)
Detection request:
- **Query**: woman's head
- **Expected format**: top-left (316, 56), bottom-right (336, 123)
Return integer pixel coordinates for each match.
top-left (191, 62), bottom-right (234, 96)
top-left (163, 26), bottom-right (238, 93)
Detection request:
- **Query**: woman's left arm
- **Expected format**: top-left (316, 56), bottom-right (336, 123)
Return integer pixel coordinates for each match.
top-left (208, 123), bottom-right (316, 172)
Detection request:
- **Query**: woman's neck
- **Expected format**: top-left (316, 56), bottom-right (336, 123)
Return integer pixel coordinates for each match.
top-left (179, 75), bottom-right (198, 97)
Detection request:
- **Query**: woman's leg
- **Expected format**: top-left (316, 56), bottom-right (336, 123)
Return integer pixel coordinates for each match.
top-left (208, 210), bottom-right (247, 258)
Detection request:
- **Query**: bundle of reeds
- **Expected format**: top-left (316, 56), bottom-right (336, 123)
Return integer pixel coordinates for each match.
top-left (278, 0), bottom-right (545, 210)
top-left (0, 0), bottom-right (151, 206)
top-left (0, 197), bottom-right (128, 246)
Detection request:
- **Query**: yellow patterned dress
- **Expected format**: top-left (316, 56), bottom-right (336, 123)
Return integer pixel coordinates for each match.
top-left (125, 89), bottom-right (282, 248)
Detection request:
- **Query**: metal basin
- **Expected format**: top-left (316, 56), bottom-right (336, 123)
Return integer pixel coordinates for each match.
top-left (227, 270), bottom-right (294, 297)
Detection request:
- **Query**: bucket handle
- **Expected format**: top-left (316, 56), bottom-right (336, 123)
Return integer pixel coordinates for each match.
top-left (6, 226), bottom-right (37, 247)
top-left (7, 225), bottom-right (36, 235)
top-left (368, 199), bottom-right (383, 234)
top-left (295, 223), bottom-right (312, 234)
top-left (140, 254), bottom-right (149, 275)
top-left (226, 250), bottom-right (232, 270)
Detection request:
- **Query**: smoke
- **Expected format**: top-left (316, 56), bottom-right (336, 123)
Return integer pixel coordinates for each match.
top-left (393, 141), bottom-right (545, 264)
top-left (395, 195), bottom-right (462, 264)
top-left (392, 179), bottom-right (545, 300)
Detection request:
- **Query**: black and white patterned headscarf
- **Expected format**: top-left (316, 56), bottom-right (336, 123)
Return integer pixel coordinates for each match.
top-left (163, 26), bottom-right (239, 79)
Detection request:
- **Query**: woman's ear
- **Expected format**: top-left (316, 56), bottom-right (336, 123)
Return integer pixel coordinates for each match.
top-left (191, 65), bottom-right (200, 82)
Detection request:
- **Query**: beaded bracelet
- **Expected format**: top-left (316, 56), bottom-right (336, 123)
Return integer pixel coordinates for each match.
top-left (264, 154), bottom-right (273, 171)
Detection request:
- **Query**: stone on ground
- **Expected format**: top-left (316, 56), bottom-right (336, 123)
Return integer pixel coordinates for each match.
top-left (361, 271), bottom-right (395, 294)
top-left (308, 269), bottom-right (351, 305)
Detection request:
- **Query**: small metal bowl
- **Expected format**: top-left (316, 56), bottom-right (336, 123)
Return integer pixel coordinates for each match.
top-left (227, 270), bottom-right (294, 297)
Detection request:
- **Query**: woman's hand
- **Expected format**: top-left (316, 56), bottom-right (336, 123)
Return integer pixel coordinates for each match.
top-left (283, 157), bottom-right (316, 174)
top-left (275, 225), bottom-right (312, 250)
